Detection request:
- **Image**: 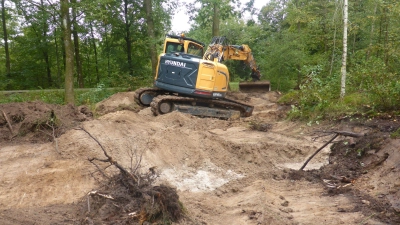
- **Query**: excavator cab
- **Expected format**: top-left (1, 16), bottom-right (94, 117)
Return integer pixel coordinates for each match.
top-left (165, 42), bottom-right (184, 53)
top-left (155, 34), bottom-right (230, 99)
top-left (162, 34), bottom-right (204, 57)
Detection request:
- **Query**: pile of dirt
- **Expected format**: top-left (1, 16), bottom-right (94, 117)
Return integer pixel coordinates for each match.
top-left (0, 90), bottom-right (399, 225)
top-left (289, 124), bottom-right (400, 224)
top-left (0, 101), bottom-right (92, 144)
top-left (95, 91), bottom-right (141, 116)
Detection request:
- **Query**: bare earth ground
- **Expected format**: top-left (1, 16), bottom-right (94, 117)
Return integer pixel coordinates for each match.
top-left (0, 91), bottom-right (399, 224)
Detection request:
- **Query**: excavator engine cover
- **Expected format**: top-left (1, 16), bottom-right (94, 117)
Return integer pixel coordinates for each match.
top-left (239, 81), bottom-right (271, 92)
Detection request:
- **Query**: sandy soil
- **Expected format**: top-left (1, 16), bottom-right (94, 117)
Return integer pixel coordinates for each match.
top-left (0, 91), bottom-right (399, 224)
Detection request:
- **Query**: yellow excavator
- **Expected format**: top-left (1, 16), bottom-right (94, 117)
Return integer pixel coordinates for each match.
top-left (134, 34), bottom-right (270, 119)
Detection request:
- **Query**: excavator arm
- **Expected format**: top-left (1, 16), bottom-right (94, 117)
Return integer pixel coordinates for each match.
top-left (203, 37), bottom-right (261, 81)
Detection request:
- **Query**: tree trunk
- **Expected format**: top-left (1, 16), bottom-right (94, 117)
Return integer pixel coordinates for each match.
top-left (71, 0), bottom-right (84, 88)
top-left (54, 26), bottom-right (62, 88)
top-left (40, 0), bottom-right (52, 87)
top-left (212, 3), bottom-right (220, 37)
top-left (103, 25), bottom-right (111, 77)
top-left (340, 0), bottom-right (348, 99)
top-left (329, 4), bottom-right (338, 77)
top-left (1, 0), bottom-right (11, 79)
top-left (124, 0), bottom-right (133, 76)
top-left (144, 0), bottom-right (157, 77)
top-left (89, 21), bottom-right (100, 84)
top-left (61, 0), bottom-right (75, 104)
top-left (366, 3), bottom-right (377, 61)
top-left (383, 7), bottom-right (389, 66)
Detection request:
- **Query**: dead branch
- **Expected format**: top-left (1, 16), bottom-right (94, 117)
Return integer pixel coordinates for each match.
top-left (330, 175), bottom-right (353, 183)
top-left (46, 122), bottom-right (60, 154)
top-left (327, 130), bottom-right (365, 138)
top-left (87, 190), bottom-right (115, 213)
top-left (88, 157), bottom-right (110, 179)
top-left (300, 130), bottom-right (366, 171)
top-left (78, 127), bottom-right (139, 183)
top-left (126, 141), bottom-right (142, 174)
top-left (300, 133), bottom-right (339, 171)
top-left (1, 110), bottom-right (14, 135)
top-left (311, 132), bottom-right (333, 141)
top-left (36, 121), bottom-right (60, 154)
top-left (312, 130), bottom-right (365, 141)
top-left (87, 190), bottom-right (115, 200)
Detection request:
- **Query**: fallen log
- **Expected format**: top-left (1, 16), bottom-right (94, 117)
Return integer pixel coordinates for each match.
top-left (299, 131), bottom-right (365, 171)
top-left (1, 110), bottom-right (14, 135)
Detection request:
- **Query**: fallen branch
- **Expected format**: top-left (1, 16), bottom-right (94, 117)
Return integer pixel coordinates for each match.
top-left (88, 157), bottom-right (110, 179)
top-left (329, 131), bottom-right (365, 138)
top-left (87, 190), bottom-right (115, 213)
top-left (1, 110), bottom-right (14, 135)
top-left (330, 175), bottom-right (353, 183)
top-left (300, 133), bottom-right (339, 171)
top-left (87, 190), bottom-right (114, 200)
top-left (299, 131), bottom-right (365, 171)
top-left (78, 127), bottom-right (139, 183)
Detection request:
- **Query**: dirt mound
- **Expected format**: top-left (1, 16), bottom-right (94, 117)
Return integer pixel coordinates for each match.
top-left (1, 91), bottom-right (399, 225)
top-left (95, 91), bottom-right (141, 115)
top-left (0, 101), bottom-right (92, 144)
top-left (289, 127), bottom-right (400, 224)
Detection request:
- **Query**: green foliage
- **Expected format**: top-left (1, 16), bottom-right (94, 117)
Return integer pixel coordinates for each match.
top-left (281, 60), bottom-right (400, 120)
top-left (0, 0), bottom-right (399, 121)
top-left (349, 57), bottom-right (400, 111)
top-left (187, 0), bottom-right (242, 29)
top-left (0, 91), bottom-right (64, 105)
top-left (0, 0), bottom-right (174, 91)
top-left (228, 82), bottom-right (239, 92)
top-left (77, 83), bottom-right (111, 105)
top-left (0, 87), bottom-right (123, 106)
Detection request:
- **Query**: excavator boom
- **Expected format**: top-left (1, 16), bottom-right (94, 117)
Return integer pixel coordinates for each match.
top-left (203, 36), bottom-right (270, 92)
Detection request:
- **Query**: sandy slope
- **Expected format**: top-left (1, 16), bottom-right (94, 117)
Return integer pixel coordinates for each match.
top-left (0, 91), bottom-right (398, 224)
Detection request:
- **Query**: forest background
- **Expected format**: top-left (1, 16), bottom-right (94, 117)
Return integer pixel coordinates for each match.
top-left (0, 0), bottom-right (399, 120)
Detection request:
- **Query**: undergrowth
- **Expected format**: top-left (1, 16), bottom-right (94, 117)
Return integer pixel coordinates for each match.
top-left (279, 59), bottom-right (400, 121)
top-left (0, 85), bottom-right (125, 106)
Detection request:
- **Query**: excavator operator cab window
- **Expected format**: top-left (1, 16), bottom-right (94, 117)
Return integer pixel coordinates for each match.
top-left (166, 42), bottom-right (184, 53)
top-left (187, 43), bottom-right (203, 58)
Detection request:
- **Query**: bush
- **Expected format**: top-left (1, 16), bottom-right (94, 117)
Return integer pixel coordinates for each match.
top-left (77, 83), bottom-right (113, 105)
top-left (280, 56), bottom-right (400, 121)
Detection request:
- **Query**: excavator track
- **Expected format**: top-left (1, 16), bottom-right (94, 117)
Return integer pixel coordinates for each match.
top-left (134, 87), bottom-right (170, 106)
top-left (150, 95), bottom-right (253, 119)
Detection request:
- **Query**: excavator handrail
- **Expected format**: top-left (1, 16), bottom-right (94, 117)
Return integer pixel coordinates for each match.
top-left (166, 34), bottom-right (205, 47)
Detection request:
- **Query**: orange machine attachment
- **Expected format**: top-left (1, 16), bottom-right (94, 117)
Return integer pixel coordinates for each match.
top-left (203, 36), bottom-right (271, 92)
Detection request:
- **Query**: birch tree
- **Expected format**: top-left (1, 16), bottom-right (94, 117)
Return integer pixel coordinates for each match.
top-left (340, 0), bottom-right (348, 99)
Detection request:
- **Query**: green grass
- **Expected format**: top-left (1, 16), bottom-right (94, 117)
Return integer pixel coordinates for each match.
top-left (229, 82), bottom-right (240, 92)
top-left (0, 87), bottom-right (125, 106)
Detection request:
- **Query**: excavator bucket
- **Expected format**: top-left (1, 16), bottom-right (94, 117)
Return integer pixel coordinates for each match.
top-left (239, 81), bottom-right (271, 92)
